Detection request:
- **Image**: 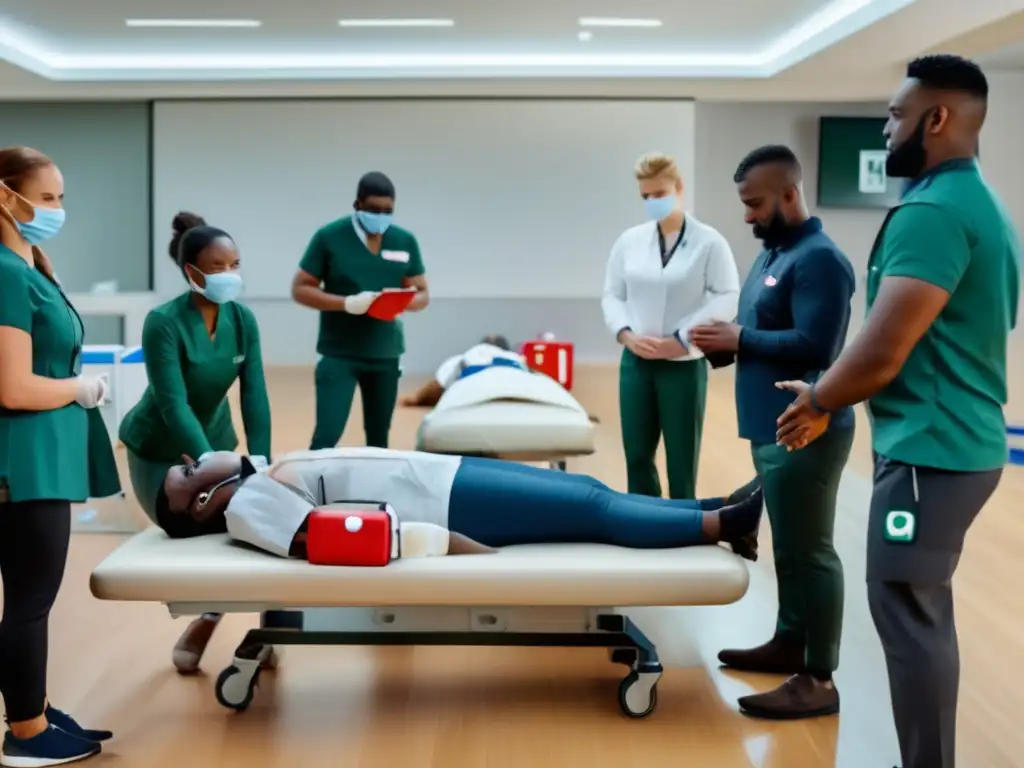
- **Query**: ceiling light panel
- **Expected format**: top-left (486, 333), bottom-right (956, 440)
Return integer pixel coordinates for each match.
top-left (338, 19), bottom-right (455, 28)
top-left (124, 19), bottom-right (262, 28)
top-left (578, 17), bottom-right (663, 28)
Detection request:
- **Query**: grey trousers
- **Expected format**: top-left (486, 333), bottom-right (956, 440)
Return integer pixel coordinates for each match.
top-left (866, 455), bottom-right (1002, 768)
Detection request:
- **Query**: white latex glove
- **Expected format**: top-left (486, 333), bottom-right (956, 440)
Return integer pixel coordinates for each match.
top-left (344, 290), bottom-right (380, 316)
top-left (248, 455), bottom-right (269, 470)
top-left (74, 374), bottom-right (109, 409)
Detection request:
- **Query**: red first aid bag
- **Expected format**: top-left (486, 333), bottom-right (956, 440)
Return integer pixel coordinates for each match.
top-left (306, 502), bottom-right (399, 566)
top-left (520, 339), bottom-right (574, 390)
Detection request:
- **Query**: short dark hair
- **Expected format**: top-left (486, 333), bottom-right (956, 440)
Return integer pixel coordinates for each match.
top-left (733, 144), bottom-right (801, 184)
top-left (482, 334), bottom-right (511, 351)
top-left (153, 483), bottom-right (228, 539)
top-left (357, 171), bottom-right (395, 200)
top-left (907, 54), bottom-right (988, 99)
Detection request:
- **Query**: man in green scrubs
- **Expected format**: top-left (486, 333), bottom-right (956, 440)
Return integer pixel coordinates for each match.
top-left (292, 171), bottom-right (430, 450)
top-left (776, 55), bottom-right (1018, 768)
top-left (119, 213), bottom-right (272, 676)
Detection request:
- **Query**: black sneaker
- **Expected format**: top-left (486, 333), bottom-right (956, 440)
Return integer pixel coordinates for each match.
top-left (1, 726), bottom-right (100, 767)
top-left (44, 708), bottom-right (112, 743)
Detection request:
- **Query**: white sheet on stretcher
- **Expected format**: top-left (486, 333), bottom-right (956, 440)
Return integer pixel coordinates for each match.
top-left (90, 527), bottom-right (750, 608)
top-left (416, 366), bottom-right (595, 457)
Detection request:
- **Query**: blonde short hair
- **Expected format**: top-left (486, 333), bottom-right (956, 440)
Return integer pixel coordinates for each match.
top-left (634, 152), bottom-right (680, 183)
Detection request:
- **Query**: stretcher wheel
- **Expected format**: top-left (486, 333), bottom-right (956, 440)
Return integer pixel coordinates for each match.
top-left (617, 669), bottom-right (659, 718)
top-left (215, 664), bottom-right (259, 711)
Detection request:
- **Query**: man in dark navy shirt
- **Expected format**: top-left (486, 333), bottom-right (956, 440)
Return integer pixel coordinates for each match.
top-left (690, 144), bottom-right (855, 721)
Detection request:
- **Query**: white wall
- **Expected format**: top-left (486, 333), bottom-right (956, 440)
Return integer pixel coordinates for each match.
top-left (234, 98), bottom-right (893, 368)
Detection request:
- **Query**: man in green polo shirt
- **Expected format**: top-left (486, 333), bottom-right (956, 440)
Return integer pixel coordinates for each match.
top-left (292, 171), bottom-right (430, 449)
top-left (775, 55), bottom-right (1019, 768)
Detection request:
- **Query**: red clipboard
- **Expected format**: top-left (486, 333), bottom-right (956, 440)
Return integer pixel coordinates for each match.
top-left (367, 288), bottom-right (416, 321)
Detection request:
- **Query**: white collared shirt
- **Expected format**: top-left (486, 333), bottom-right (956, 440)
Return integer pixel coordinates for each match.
top-left (601, 214), bottom-right (740, 361)
top-left (225, 447), bottom-right (463, 557)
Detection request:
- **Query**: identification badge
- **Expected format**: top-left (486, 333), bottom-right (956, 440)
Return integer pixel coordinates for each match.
top-left (381, 250), bottom-right (410, 263)
top-left (883, 509), bottom-right (917, 543)
top-left (232, 355), bottom-right (246, 365)
top-left (764, 275), bottom-right (777, 286)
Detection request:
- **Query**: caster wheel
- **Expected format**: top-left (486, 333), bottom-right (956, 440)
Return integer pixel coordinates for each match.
top-left (608, 647), bottom-right (638, 667)
top-left (215, 664), bottom-right (259, 711)
top-left (617, 669), bottom-right (658, 718)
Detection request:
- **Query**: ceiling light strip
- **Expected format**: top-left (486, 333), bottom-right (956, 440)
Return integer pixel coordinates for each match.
top-left (578, 17), bottom-right (663, 28)
top-left (338, 19), bottom-right (455, 28)
top-left (125, 19), bottom-right (262, 28)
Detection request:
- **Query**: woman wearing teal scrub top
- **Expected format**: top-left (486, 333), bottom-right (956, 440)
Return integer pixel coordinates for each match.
top-left (119, 211), bottom-right (273, 678)
top-left (0, 147), bottom-right (120, 767)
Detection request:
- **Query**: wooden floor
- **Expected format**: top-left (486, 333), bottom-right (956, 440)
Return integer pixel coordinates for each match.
top-left (26, 364), bottom-right (1024, 767)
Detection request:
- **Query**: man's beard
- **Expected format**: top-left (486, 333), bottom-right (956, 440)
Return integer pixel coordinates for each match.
top-left (885, 113), bottom-right (929, 179)
top-left (752, 206), bottom-right (791, 248)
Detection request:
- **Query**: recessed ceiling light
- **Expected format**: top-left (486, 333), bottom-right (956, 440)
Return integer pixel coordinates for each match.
top-left (125, 19), bottom-right (262, 28)
top-left (578, 31), bottom-right (593, 41)
top-left (578, 17), bottom-right (662, 28)
top-left (338, 18), bottom-right (455, 28)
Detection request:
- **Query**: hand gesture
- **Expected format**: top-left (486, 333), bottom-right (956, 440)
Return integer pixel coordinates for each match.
top-left (774, 380), bottom-right (831, 451)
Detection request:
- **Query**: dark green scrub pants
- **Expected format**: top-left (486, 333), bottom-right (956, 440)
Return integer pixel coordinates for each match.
top-left (751, 425), bottom-right (853, 674)
top-left (310, 354), bottom-right (401, 450)
top-left (618, 349), bottom-right (707, 500)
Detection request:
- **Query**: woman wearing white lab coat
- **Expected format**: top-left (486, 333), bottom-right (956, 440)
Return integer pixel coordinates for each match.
top-left (602, 153), bottom-right (740, 499)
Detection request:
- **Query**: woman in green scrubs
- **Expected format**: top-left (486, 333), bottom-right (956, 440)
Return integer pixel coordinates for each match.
top-left (119, 211), bottom-right (272, 676)
top-left (0, 147), bottom-right (119, 766)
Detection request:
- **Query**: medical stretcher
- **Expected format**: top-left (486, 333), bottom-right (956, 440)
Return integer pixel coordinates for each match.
top-left (90, 528), bottom-right (749, 718)
top-left (416, 366), bottom-right (595, 472)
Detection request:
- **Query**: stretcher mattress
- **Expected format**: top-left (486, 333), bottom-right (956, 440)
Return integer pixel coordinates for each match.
top-left (90, 528), bottom-right (750, 608)
top-left (417, 366), bottom-right (595, 457)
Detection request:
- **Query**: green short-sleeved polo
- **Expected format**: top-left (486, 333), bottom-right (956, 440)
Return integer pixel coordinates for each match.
top-left (866, 160), bottom-right (1020, 471)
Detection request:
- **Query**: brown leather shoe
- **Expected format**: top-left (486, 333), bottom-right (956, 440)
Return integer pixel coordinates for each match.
top-left (172, 615), bottom-right (220, 674)
top-left (738, 673), bottom-right (840, 720)
top-left (718, 633), bottom-right (807, 674)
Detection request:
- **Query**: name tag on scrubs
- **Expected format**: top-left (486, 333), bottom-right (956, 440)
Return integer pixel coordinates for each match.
top-left (381, 250), bottom-right (410, 263)
top-left (764, 275), bottom-right (778, 287)
top-left (233, 355), bottom-right (246, 364)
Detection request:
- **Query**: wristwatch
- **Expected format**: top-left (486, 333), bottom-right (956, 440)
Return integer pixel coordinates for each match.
top-left (808, 382), bottom-right (833, 415)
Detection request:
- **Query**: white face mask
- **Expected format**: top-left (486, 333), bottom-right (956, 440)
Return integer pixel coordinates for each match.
top-left (186, 266), bottom-right (244, 304)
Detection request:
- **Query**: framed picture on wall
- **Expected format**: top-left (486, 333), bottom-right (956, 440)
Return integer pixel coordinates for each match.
top-left (817, 116), bottom-right (903, 209)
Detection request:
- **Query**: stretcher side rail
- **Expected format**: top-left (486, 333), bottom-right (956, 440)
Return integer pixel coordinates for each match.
top-left (178, 604), bottom-right (663, 719)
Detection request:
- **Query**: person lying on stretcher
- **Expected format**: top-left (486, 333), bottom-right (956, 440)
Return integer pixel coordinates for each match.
top-left (399, 334), bottom-right (525, 408)
top-left (155, 447), bottom-right (763, 563)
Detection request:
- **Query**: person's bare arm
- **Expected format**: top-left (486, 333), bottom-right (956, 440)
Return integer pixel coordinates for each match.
top-left (0, 260), bottom-right (78, 411)
top-left (448, 531), bottom-right (498, 555)
top-left (400, 378), bottom-right (444, 408)
top-left (0, 327), bottom-right (78, 410)
top-left (402, 273), bottom-right (430, 312)
top-left (291, 269), bottom-right (347, 312)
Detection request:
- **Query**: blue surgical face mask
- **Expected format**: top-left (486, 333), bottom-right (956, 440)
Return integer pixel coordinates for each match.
top-left (16, 205), bottom-right (66, 246)
top-left (643, 195), bottom-right (677, 222)
top-left (356, 210), bottom-right (393, 235)
top-left (187, 267), bottom-right (244, 305)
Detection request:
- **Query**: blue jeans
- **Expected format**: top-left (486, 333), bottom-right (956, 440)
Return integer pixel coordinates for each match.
top-left (447, 457), bottom-right (707, 548)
